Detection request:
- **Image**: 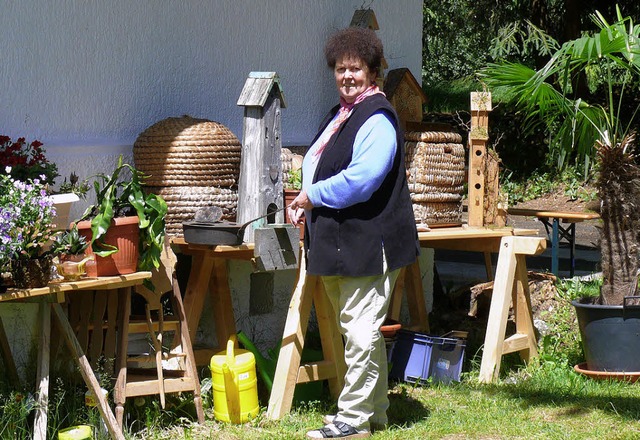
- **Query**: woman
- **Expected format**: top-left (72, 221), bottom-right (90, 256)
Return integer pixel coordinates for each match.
top-left (288, 27), bottom-right (419, 439)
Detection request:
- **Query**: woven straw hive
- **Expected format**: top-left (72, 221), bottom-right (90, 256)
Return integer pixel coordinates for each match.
top-left (405, 130), bottom-right (466, 225)
top-left (133, 115), bottom-right (241, 237)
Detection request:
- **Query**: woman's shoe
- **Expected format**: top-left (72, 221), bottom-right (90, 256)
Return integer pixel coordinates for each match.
top-left (306, 422), bottom-right (370, 439)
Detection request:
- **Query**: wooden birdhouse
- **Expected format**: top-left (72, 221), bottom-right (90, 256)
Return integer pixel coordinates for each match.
top-left (237, 71), bottom-right (287, 242)
top-left (350, 9), bottom-right (387, 88)
top-left (350, 9), bottom-right (379, 30)
top-left (383, 68), bottom-right (427, 130)
top-left (467, 91), bottom-right (495, 227)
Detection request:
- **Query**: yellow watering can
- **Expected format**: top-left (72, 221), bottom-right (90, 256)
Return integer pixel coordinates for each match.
top-left (210, 334), bottom-right (259, 423)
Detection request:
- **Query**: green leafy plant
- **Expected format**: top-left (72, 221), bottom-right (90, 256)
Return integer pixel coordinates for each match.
top-left (285, 168), bottom-right (302, 190)
top-left (79, 155), bottom-right (168, 272)
top-left (58, 172), bottom-right (90, 199)
top-left (0, 171), bottom-right (56, 269)
top-left (481, 6), bottom-right (640, 305)
top-left (50, 226), bottom-right (88, 257)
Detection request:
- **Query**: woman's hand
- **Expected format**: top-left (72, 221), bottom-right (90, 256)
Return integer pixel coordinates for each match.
top-left (287, 190), bottom-right (313, 226)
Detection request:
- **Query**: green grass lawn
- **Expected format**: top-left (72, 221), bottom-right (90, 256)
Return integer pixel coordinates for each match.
top-left (129, 366), bottom-right (640, 439)
top-left (3, 279), bottom-right (639, 439)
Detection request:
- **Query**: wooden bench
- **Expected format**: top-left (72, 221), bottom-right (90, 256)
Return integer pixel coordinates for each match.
top-left (508, 208), bottom-right (600, 277)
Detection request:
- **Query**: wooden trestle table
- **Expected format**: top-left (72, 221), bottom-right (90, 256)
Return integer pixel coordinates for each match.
top-left (172, 228), bottom-right (546, 420)
top-left (0, 272), bottom-right (151, 440)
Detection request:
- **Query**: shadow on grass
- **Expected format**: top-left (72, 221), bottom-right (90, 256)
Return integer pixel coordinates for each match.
top-left (495, 375), bottom-right (640, 421)
top-left (386, 385), bottom-right (431, 428)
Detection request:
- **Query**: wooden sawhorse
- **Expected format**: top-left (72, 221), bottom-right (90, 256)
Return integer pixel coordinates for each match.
top-left (478, 235), bottom-right (546, 382)
top-left (266, 231), bottom-right (546, 419)
top-left (266, 256), bottom-right (346, 419)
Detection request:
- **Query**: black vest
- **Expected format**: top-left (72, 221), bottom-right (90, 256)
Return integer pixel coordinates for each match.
top-left (304, 94), bottom-right (419, 276)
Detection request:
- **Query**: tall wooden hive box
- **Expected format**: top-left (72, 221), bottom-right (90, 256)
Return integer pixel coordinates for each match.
top-left (133, 115), bottom-right (241, 237)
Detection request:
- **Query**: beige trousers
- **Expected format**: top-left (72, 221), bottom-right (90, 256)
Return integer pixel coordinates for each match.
top-left (321, 255), bottom-right (400, 431)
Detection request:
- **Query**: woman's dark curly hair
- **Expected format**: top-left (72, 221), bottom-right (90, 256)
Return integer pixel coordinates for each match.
top-left (324, 27), bottom-right (383, 76)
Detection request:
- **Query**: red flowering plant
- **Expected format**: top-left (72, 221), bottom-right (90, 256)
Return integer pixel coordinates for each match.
top-left (0, 136), bottom-right (59, 186)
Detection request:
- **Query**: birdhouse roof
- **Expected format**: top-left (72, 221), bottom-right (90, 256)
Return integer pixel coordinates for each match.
top-left (350, 9), bottom-right (379, 30)
top-left (237, 72), bottom-right (287, 108)
top-left (383, 68), bottom-right (427, 104)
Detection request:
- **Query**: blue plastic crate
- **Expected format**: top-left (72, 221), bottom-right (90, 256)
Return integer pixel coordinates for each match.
top-left (389, 329), bottom-right (466, 384)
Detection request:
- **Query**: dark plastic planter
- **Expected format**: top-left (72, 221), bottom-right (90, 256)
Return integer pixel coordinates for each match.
top-left (572, 298), bottom-right (640, 372)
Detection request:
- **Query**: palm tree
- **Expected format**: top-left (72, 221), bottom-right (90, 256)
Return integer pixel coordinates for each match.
top-left (480, 6), bottom-right (640, 305)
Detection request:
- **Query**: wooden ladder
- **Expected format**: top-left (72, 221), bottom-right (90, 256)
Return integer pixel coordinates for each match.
top-left (113, 274), bottom-right (205, 427)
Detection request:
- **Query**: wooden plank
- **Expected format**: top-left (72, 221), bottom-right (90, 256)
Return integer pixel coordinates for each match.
top-left (388, 267), bottom-right (406, 321)
top-left (0, 272), bottom-right (151, 303)
top-left (182, 253), bottom-right (215, 340)
top-left (33, 302), bottom-right (51, 440)
top-left (114, 288), bottom-right (131, 428)
top-left (171, 274), bottom-right (205, 423)
top-left (508, 208), bottom-right (600, 221)
top-left (52, 302), bottom-right (125, 440)
top-left (89, 291), bottom-right (108, 369)
top-left (312, 279), bottom-right (345, 399)
top-left (513, 254), bottom-right (538, 361)
top-left (510, 236), bottom-right (547, 256)
top-left (502, 333), bottom-right (530, 354)
top-left (76, 292), bottom-right (94, 354)
top-left (266, 258), bottom-right (314, 420)
top-left (209, 258), bottom-right (237, 349)
top-left (104, 289), bottom-right (119, 374)
top-left (404, 261), bottom-right (429, 332)
top-left (297, 360), bottom-right (341, 384)
top-left (0, 314), bottom-right (20, 386)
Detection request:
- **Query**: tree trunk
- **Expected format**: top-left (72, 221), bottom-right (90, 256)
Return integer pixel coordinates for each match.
top-left (599, 217), bottom-right (639, 305)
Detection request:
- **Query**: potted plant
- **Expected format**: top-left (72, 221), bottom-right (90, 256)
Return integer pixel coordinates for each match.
top-left (0, 169), bottom-right (57, 288)
top-left (481, 6), bottom-right (640, 373)
top-left (284, 167), bottom-right (304, 239)
top-left (51, 226), bottom-right (93, 280)
top-left (76, 155), bottom-right (168, 278)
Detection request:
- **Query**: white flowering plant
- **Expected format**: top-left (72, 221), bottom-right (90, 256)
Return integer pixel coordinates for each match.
top-left (0, 167), bottom-right (57, 270)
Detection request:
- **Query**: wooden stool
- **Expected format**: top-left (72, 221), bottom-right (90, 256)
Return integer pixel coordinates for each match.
top-left (113, 244), bottom-right (205, 428)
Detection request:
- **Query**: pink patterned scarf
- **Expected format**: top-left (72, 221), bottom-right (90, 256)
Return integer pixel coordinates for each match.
top-left (313, 85), bottom-right (384, 158)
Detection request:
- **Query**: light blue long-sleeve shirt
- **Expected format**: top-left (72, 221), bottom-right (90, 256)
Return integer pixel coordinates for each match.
top-left (303, 111), bottom-right (397, 209)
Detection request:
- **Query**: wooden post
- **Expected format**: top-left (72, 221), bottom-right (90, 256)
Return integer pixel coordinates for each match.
top-left (468, 92), bottom-right (492, 227)
top-left (237, 72), bottom-right (287, 243)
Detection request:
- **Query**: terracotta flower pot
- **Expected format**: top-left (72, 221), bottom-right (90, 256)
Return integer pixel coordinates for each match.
top-left (76, 216), bottom-right (140, 277)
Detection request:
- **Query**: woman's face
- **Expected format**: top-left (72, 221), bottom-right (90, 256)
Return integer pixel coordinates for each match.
top-left (334, 56), bottom-right (376, 104)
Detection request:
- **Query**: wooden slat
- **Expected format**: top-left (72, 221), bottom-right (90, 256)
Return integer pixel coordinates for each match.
top-left (502, 334), bottom-right (530, 354)
top-left (297, 360), bottom-right (340, 384)
top-left (52, 303), bottom-right (125, 440)
top-left (478, 237), bottom-right (518, 383)
top-left (209, 258), bottom-right (237, 349)
top-left (404, 261), bottom-right (429, 332)
top-left (33, 303), bottom-right (51, 440)
top-left (508, 207), bottom-right (600, 221)
top-left (89, 292), bottom-right (108, 369)
top-left (266, 257), bottom-right (314, 420)
top-left (312, 279), bottom-right (345, 399)
top-left (0, 272), bottom-right (152, 303)
top-left (0, 315), bottom-right (20, 386)
top-left (103, 289), bottom-right (119, 373)
top-left (183, 254), bottom-right (215, 340)
top-left (124, 375), bottom-right (196, 396)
